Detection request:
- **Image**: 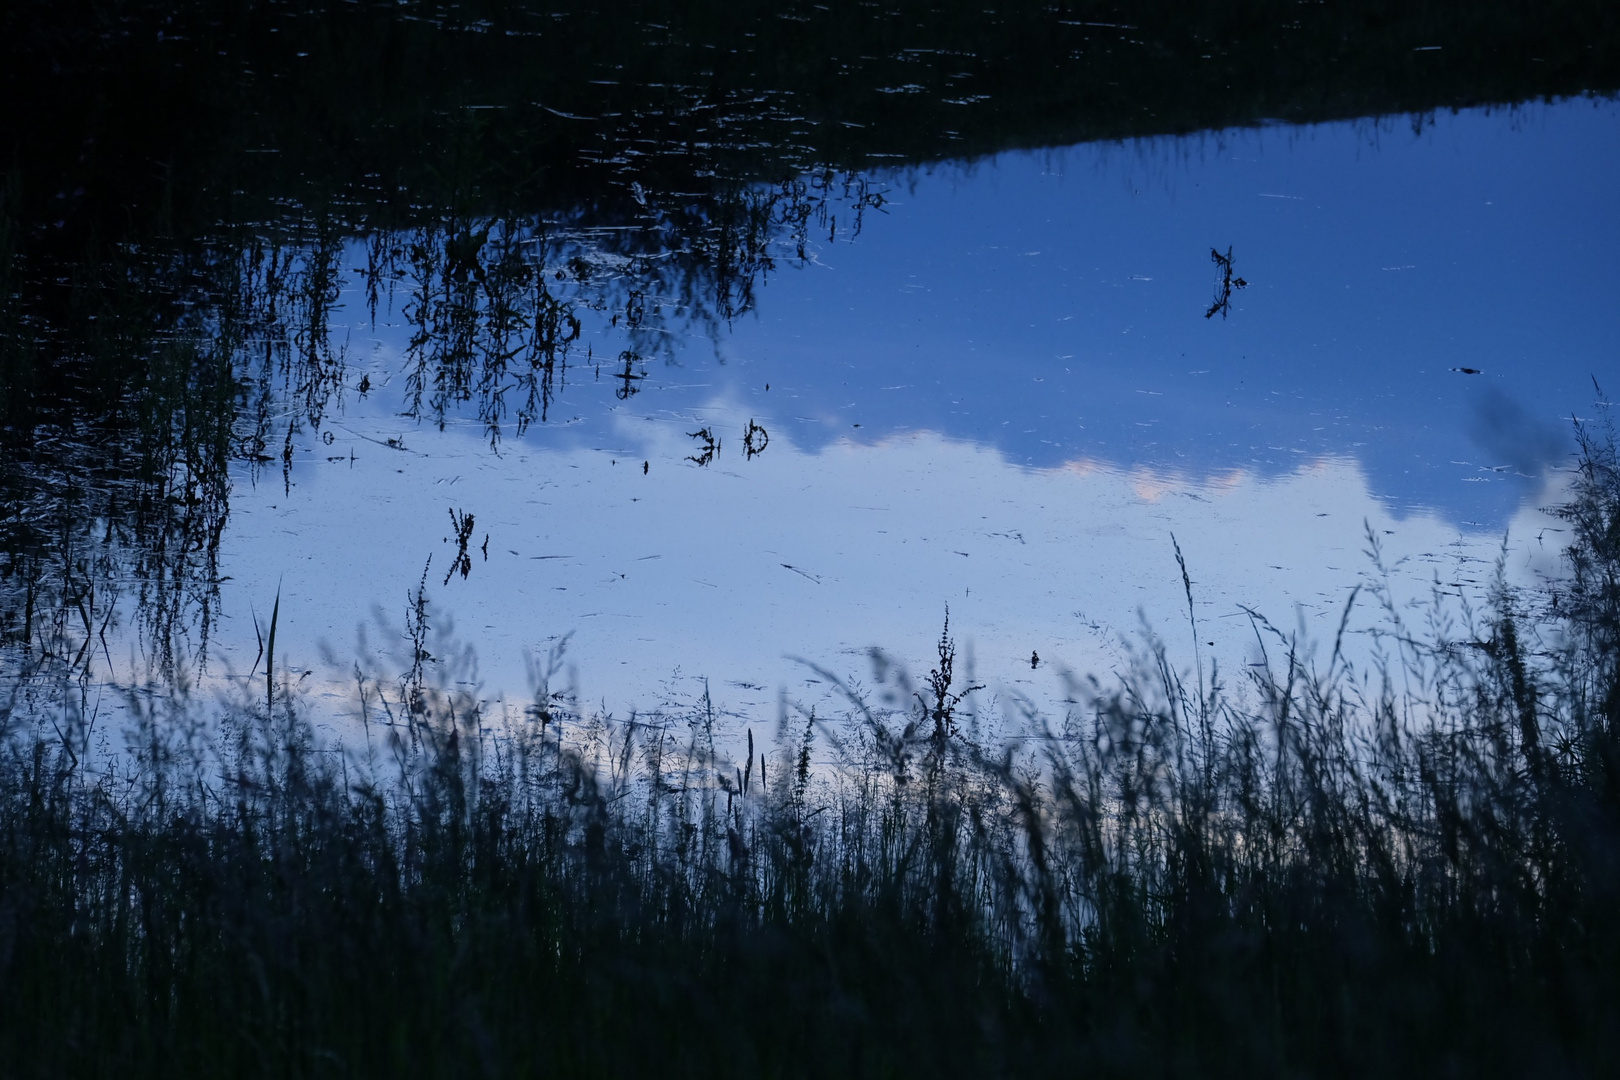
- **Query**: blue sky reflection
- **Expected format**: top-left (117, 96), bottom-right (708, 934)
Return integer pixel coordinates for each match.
top-left (701, 96), bottom-right (1619, 527)
top-left (217, 97), bottom-right (1617, 717)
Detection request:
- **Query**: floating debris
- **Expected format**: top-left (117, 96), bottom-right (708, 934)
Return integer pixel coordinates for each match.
top-left (1205, 245), bottom-right (1248, 319)
top-left (743, 419), bottom-right (770, 459)
top-left (444, 508), bottom-right (476, 584)
top-left (687, 427), bottom-right (720, 466)
top-left (614, 350), bottom-right (646, 400)
top-left (781, 563), bottom-right (821, 584)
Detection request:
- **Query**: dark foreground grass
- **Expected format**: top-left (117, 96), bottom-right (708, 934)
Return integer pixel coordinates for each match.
top-left (2, 419), bottom-right (1618, 1079)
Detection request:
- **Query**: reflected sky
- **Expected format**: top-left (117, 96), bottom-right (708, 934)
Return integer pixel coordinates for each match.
top-left (230, 415), bottom-right (1561, 722)
top-left (703, 96), bottom-right (1618, 527)
top-left (208, 97), bottom-right (1617, 716)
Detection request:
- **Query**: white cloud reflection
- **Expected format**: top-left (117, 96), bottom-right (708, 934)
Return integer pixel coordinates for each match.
top-left (210, 404), bottom-right (1564, 728)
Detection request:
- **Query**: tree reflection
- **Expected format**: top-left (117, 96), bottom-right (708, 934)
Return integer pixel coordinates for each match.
top-left (0, 167), bottom-right (885, 688)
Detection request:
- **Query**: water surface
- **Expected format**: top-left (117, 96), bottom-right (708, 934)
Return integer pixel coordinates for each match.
top-left (188, 98), bottom-right (1617, 720)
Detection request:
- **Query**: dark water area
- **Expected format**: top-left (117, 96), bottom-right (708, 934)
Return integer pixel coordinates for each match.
top-left (1, 0), bottom-right (1617, 710)
top-left (9, 0), bottom-right (1618, 226)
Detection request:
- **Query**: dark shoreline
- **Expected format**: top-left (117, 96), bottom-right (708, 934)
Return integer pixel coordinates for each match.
top-left (6, 0), bottom-right (1620, 238)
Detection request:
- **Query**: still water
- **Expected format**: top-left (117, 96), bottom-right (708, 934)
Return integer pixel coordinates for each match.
top-left (181, 96), bottom-right (1617, 723)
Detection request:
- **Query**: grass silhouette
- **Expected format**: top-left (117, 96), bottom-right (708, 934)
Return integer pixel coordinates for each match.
top-left (0, 416), bottom-right (1616, 1077)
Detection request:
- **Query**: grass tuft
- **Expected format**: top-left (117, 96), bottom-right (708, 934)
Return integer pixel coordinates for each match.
top-left (0, 421), bottom-right (1618, 1078)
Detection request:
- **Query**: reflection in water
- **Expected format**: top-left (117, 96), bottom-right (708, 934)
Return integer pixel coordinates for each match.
top-left (686, 426), bottom-right (722, 466)
top-left (4, 8), bottom-right (1620, 1071)
top-left (1468, 384), bottom-right (1575, 481)
top-left (743, 419), bottom-right (771, 460)
top-left (0, 169), bottom-right (886, 698)
top-left (209, 415), bottom-right (1560, 723)
top-left (2, 96), bottom-right (1617, 726)
top-left (1203, 245), bottom-right (1249, 320)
